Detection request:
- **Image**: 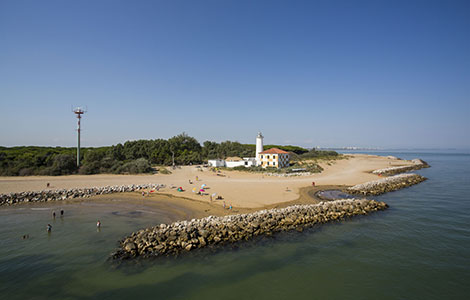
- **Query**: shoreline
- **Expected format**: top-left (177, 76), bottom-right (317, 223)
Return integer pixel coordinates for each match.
top-left (0, 154), bottom-right (420, 209)
top-left (0, 154), bottom-right (429, 215)
top-left (0, 153), bottom-right (431, 261)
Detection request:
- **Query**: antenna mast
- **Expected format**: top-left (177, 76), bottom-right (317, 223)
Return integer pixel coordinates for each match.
top-left (73, 107), bottom-right (86, 167)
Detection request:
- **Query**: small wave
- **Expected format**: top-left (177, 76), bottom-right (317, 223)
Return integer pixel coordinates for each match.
top-left (136, 210), bottom-right (157, 214)
top-left (30, 208), bottom-right (51, 211)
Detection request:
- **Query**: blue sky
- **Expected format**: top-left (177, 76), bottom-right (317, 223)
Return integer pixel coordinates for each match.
top-left (1, 0), bottom-right (469, 149)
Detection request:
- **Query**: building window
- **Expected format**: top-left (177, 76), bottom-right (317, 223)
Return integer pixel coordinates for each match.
top-left (273, 162), bottom-right (276, 165)
top-left (267, 162), bottom-right (270, 166)
top-left (261, 155), bottom-right (263, 159)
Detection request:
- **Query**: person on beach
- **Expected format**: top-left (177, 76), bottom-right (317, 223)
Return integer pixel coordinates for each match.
top-left (223, 201), bottom-right (226, 209)
top-left (229, 204), bottom-right (232, 210)
top-left (46, 183), bottom-right (50, 188)
top-left (142, 191), bottom-right (145, 197)
top-left (46, 224), bottom-right (52, 232)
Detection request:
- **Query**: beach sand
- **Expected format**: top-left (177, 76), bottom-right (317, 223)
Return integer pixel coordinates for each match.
top-left (0, 154), bottom-right (414, 210)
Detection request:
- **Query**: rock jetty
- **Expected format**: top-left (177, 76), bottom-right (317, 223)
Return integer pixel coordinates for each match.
top-left (0, 184), bottom-right (161, 206)
top-left (111, 199), bottom-right (388, 260)
top-left (348, 174), bottom-right (426, 196)
top-left (372, 159), bottom-right (429, 176)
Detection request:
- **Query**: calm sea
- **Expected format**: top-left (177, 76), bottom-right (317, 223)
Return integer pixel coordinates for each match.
top-left (0, 151), bottom-right (469, 300)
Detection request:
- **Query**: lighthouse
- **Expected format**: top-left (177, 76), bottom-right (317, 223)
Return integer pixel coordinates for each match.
top-left (256, 132), bottom-right (264, 166)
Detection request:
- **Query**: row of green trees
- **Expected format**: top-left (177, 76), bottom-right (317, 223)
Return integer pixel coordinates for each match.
top-left (0, 133), bottom-right (336, 176)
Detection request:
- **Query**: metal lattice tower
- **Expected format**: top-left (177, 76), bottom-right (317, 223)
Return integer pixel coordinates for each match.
top-left (73, 107), bottom-right (86, 167)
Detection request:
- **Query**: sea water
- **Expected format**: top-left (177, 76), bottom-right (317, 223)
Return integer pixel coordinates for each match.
top-left (0, 151), bottom-right (469, 299)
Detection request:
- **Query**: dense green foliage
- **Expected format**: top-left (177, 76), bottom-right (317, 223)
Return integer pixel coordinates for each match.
top-left (0, 146), bottom-right (78, 176)
top-left (298, 149), bottom-right (339, 159)
top-left (0, 134), bottom-right (338, 176)
top-left (263, 145), bottom-right (309, 155)
top-left (0, 133), bottom-right (202, 176)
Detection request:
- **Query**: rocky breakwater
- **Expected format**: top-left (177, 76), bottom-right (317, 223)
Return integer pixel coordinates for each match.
top-left (372, 159), bottom-right (430, 176)
top-left (111, 199), bottom-right (388, 260)
top-left (0, 184), bottom-right (160, 206)
top-left (348, 173), bottom-right (427, 196)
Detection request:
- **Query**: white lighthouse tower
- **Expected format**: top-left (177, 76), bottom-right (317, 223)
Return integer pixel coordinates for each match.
top-left (256, 132), bottom-right (264, 166)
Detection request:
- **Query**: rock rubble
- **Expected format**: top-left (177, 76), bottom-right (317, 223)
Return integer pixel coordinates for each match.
top-left (111, 198), bottom-right (388, 260)
top-left (348, 174), bottom-right (426, 196)
top-left (0, 184), bottom-right (161, 206)
top-left (372, 159), bottom-right (429, 176)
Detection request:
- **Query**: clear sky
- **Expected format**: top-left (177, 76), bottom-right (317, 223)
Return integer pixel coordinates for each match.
top-left (1, 0), bottom-right (469, 149)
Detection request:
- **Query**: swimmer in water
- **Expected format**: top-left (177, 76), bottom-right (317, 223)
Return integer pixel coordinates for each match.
top-left (96, 220), bottom-right (101, 228)
top-left (46, 224), bottom-right (52, 232)
top-left (52, 211), bottom-right (56, 218)
top-left (60, 209), bottom-right (64, 216)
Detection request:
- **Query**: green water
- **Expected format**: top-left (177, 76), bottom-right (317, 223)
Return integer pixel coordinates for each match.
top-left (1, 151), bottom-right (469, 299)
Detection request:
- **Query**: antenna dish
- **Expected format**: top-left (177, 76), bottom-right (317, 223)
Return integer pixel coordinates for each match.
top-left (73, 106), bottom-right (87, 115)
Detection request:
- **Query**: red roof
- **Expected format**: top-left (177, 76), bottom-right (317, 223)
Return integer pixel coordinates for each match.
top-left (259, 148), bottom-right (289, 154)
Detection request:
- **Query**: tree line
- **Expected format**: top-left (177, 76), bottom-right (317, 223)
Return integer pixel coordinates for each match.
top-left (0, 133), bottom-right (336, 176)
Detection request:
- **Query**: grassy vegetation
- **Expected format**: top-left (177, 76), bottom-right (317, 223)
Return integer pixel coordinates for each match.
top-left (157, 167), bottom-right (172, 175)
top-left (224, 162), bottom-right (324, 174)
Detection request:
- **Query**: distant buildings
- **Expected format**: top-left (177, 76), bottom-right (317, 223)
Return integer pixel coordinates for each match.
top-left (207, 132), bottom-right (290, 169)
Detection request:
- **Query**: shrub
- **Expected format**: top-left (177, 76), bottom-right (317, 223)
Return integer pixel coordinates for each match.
top-left (50, 154), bottom-right (77, 175)
top-left (115, 158), bottom-right (153, 174)
top-left (158, 167), bottom-right (172, 174)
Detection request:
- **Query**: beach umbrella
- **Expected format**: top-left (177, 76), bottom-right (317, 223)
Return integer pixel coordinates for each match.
top-left (212, 193), bottom-right (217, 197)
top-left (201, 184), bottom-right (206, 188)
top-left (192, 187), bottom-right (197, 193)
top-left (200, 189), bottom-right (205, 192)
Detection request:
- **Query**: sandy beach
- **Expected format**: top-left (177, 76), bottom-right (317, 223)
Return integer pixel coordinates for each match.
top-left (0, 154), bottom-right (415, 210)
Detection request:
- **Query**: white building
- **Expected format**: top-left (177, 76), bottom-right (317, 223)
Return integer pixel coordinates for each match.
top-left (225, 157), bottom-right (244, 168)
top-left (224, 157), bottom-right (257, 168)
top-left (208, 159), bottom-right (225, 167)
top-left (207, 132), bottom-right (289, 169)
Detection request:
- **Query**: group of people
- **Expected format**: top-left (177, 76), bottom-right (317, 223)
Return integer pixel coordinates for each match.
top-left (38, 210), bottom-right (101, 235)
top-left (51, 209), bottom-right (65, 218)
top-left (222, 201), bottom-right (233, 210)
top-left (46, 209), bottom-right (64, 233)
